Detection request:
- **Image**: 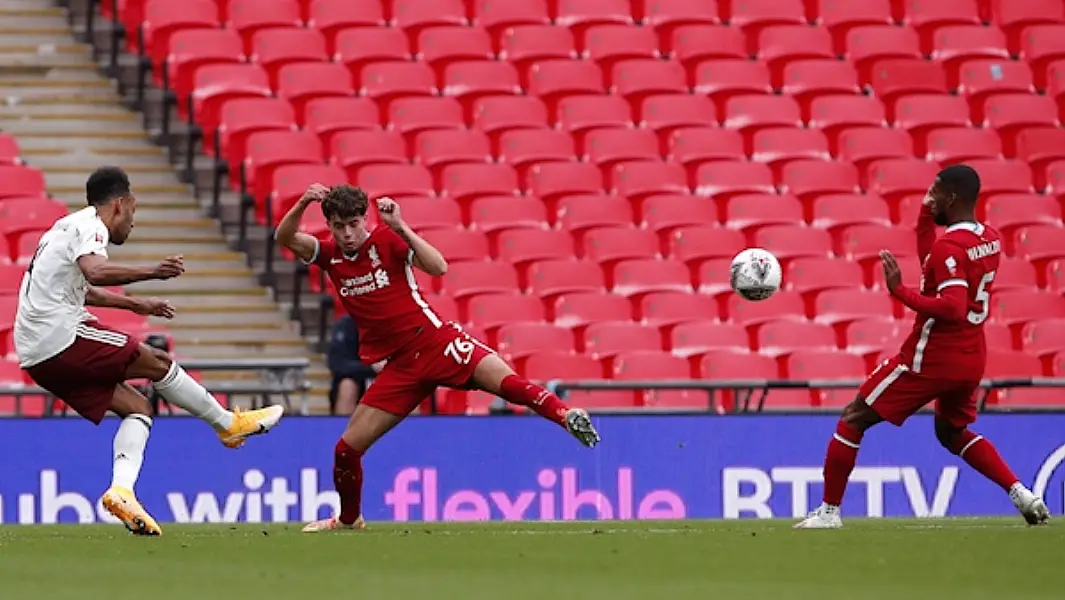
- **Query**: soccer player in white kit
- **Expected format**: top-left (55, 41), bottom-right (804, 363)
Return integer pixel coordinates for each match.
top-left (14, 167), bottom-right (285, 536)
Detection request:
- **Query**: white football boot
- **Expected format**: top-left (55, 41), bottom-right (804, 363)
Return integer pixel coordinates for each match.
top-left (794, 503), bottom-right (843, 529)
top-left (1009, 484), bottom-right (1050, 526)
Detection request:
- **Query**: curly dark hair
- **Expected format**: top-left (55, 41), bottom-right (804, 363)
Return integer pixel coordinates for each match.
top-left (321, 185), bottom-right (369, 221)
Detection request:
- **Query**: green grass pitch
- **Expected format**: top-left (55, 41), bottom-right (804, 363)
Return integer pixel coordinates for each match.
top-left (0, 519), bottom-right (1061, 600)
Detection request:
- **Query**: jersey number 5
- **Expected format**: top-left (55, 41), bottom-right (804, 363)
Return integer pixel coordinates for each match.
top-left (967, 270), bottom-right (996, 325)
top-left (444, 336), bottom-right (475, 365)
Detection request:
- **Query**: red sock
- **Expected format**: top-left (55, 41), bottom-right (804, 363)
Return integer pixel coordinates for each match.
top-left (823, 421), bottom-right (863, 506)
top-left (333, 439), bottom-right (364, 525)
top-left (951, 430), bottom-right (1019, 491)
top-left (499, 375), bottom-right (568, 427)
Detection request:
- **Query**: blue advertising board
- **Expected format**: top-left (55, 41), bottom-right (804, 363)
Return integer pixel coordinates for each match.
top-left (1, 414), bottom-right (1063, 524)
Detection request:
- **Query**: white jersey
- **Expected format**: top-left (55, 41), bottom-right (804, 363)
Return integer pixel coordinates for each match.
top-left (14, 207), bottom-right (109, 367)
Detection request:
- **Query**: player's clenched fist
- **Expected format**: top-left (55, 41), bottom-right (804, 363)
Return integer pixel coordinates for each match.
top-left (135, 297), bottom-right (176, 319)
top-left (377, 197), bottom-right (404, 229)
top-left (300, 183), bottom-right (329, 205)
top-left (152, 255), bottom-right (185, 280)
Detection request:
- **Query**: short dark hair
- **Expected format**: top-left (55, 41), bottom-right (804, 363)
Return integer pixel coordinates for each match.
top-left (321, 185), bottom-right (369, 221)
top-left (937, 164), bottom-right (981, 206)
top-left (86, 167), bottom-right (131, 206)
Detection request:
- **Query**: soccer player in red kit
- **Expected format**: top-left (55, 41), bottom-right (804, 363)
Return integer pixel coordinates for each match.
top-left (275, 184), bottom-right (601, 532)
top-left (795, 164), bottom-right (1049, 529)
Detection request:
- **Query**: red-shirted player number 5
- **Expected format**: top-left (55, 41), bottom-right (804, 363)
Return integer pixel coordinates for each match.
top-left (444, 336), bottom-right (475, 365)
top-left (968, 271), bottom-right (995, 325)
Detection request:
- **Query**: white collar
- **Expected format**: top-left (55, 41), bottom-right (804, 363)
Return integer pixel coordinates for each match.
top-left (945, 221), bottom-right (984, 235)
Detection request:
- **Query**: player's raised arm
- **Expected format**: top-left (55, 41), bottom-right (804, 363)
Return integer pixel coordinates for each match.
top-left (880, 246), bottom-right (967, 323)
top-left (275, 183), bottom-right (328, 264)
top-left (376, 197), bottom-right (448, 276)
top-left (916, 192), bottom-right (937, 262)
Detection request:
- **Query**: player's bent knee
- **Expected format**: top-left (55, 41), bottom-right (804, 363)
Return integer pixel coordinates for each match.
top-left (935, 419), bottom-right (965, 451)
top-left (127, 345), bottom-right (173, 382)
top-left (841, 397), bottom-right (881, 431)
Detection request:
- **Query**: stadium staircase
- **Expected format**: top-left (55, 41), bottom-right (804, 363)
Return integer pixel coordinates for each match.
top-left (0, 0), bottom-right (333, 412)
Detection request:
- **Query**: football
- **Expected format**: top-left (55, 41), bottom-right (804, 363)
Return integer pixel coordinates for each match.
top-left (730, 248), bottom-right (782, 301)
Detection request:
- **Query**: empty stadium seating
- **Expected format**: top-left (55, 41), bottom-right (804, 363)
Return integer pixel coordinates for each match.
top-left (90, 0), bottom-right (1065, 415)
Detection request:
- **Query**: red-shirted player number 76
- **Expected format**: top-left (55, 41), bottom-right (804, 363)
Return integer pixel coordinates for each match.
top-left (967, 270), bottom-right (996, 325)
top-left (444, 336), bottom-right (475, 365)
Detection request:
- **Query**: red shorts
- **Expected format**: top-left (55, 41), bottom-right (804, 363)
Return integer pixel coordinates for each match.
top-left (361, 321), bottom-right (494, 417)
top-left (24, 321), bottom-right (141, 424)
top-left (859, 356), bottom-right (979, 428)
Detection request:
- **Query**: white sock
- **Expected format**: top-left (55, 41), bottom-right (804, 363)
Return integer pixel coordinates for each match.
top-left (153, 361), bottom-right (234, 431)
top-left (111, 415), bottom-right (152, 491)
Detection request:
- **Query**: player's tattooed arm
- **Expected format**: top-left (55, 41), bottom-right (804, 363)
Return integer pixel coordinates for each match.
top-left (377, 198), bottom-right (448, 276)
top-left (77, 254), bottom-right (184, 286)
top-left (275, 184), bottom-right (327, 264)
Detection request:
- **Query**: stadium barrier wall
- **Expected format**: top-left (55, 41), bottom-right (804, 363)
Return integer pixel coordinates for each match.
top-left (1, 414), bottom-right (1064, 525)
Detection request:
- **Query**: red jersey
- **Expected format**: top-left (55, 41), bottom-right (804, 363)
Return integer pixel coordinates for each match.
top-left (898, 210), bottom-right (1001, 379)
top-left (310, 226), bottom-right (444, 363)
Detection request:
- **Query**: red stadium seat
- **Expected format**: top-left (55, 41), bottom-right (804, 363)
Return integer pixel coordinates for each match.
top-left (1019, 25), bottom-right (1065, 89)
top-left (612, 161), bottom-right (689, 201)
top-left (846, 25), bottom-right (923, 84)
top-left (276, 62), bottom-right (355, 121)
top-left (498, 129), bottom-right (576, 177)
top-left (866, 158), bottom-right (942, 202)
top-left (867, 59), bottom-right (949, 105)
top-left (0, 166), bottom-right (46, 199)
top-left (722, 95), bottom-right (803, 141)
top-left (845, 317), bottom-right (906, 356)
top-left (1015, 129), bottom-right (1065, 175)
top-left (694, 162), bottom-right (775, 200)
top-left (837, 128), bottom-right (914, 176)
top-left (218, 98), bottom-right (296, 181)
top-left (472, 96), bottom-right (550, 142)
top-left (392, 0), bottom-right (468, 42)
top-left (1014, 225), bottom-right (1065, 263)
top-left (391, 197), bottom-right (463, 233)
top-left (612, 259), bottom-right (693, 297)
top-left (0, 133), bottom-right (19, 165)
top-left (670, 227), bottom-right (746, 268)
top-left (983, 349), bottom-right (1043, 378)
top-left (893, 94), bottom-right (972, 151)
top-left (523, 351), bottom-right (603, 382)
top-left (815, 288), bottom-right (896, 325)
top-left (358, 164), bottom-right (435, 200)
top-left (964, 159), bottom-right (1035, 196)
top-left (526, 60), bottom-right (606, 112)
top-left (1042, 61), bottom-right (1065, 119)
top-left (670, 321), bottom-right (750, 357)
top-left (189, 64), bottom-right (272, 151)
top-left (752, 225), bottom-right (833, 262)
top-left (139, 0), bottom-right (218, 75)
top-left (442, 61), bottom-right (523, 111)
top-left (786, 256), bottom-right (866, 296)
top-left (931, 25), bottom-right (1010, 83)
top-left (499, 26), bottom-right (578, 82)
top-left (779, 160), bottom-right (861, 204)
top-left (695, 258), bottom-right (738, 296)
top-left (526, 162), bottom-right (604, 206)
top-left (557, 195), bottom-right (633, 235)
top-left (610, 59), bottom-right (689, 107)
top-left (389, 97), bottom-right (465, 138)
top-left (991, 289), bottom-right (1065, 325)
top-left (497, 229), bottom-right (576, 268)
top-left (1049, 259), bottom-right (1065, 294)
top-left (266, 164), bottom-right (346, 226)
top-left (750, 128), bottom-right (831, 172)
top-left (225, 0), bottom-right (301, 55)
top-left (418, 27), bottom-right (494, 78)
top-left (584, 321), bottom-right (662, 357)
top-left (807, 95), bottom-right (887, 143)
top-left (250, 28), bottom-right (328, 88)
top-left (995, 256), bottom-right (1041, 290)
top-left (810, 194), bottom-right (892, 229)
top-left (698, 351), bottom-right (780, 408)
top-left (1048, 159), bottom-right (1065, 199)
top-left (303, 97), bottom-right (379, 147)
top-left (925, 127), bottom-right (1003, 163)
top-left (0, 199), bottom-right (66, 243)
top-left (643, 0), bottom-right (720, 52)
top-left (868, 254), bottom-right (923, 291)
top-left (584, 129), bottom-right (659, 173)
top-left (667, 128), bottom-right (745, 175)
top-left (724, 193), bottom-right (805, 233)
top-left (307, 0), bottom-right (386, 52)
top-left (556, 95), bottom-right (632, 146)
top-left (671, 25), bottom-right (746, 79)
top-left (442, 261), bottom-right (520, 299)
top-left (243, 131), bottom-right (324, 209)
top-left (956, 60), bottom-right (1035, 118)
top-left (757, 25), bottom-right (835, 83)
top-left (614, 351), bottom-right (702, 409)
top-left (780, 60), bottom-right (862, 111)
top-left (820, 1), bottom-right (894, 54)
top-left (983, 94), bottom-right (1060, 150)
top-left (415, 129), bottom-right (493, 177)
top-left (903, 0), bottom-right (982, 52)
top-left (837, 224), bottom-right (916, 262)
top-left (469, 196), bottom-right (549, 236)
top-left (552, 292), bottom-right (634, 328)
top-left (992, 0), bottom-right (1065, 51)
top-left (786, 349), bottom-right (865, 406)
top-left (418, 230), bottom-right (489, 263)
top-left (640, 95), bottom-right (719, 146)
top-left (467, 293), bottom-right (546, 334)
top-left (584, 25), bottom-right (660, 72)
top-left (691, 59), bottom-right (773, 110)
top-left (583, 227), bottom-right (660, 265)
top-left (728, 0), bottom-right (806, 52)
top-left (360, 61), bottom-right (438, 110)
top-left (757, 320), bottom-right (838, 356)
top-left (496, 323), bottom-right (576, 360)
top-left (726, 290), bottom-right (807, 326)
top-left (473, 0), bottom-right (552, 45)
top-left (1021, 319), bottom-right (1065, 358)
top-left (554, 0), bottom-right (634, 41)
top-left (334, 28), bottom-right (410, 82)
top-left (642, 195), bottom-right (718, 236)
top-left (526, 259), bottom-right (607, 299)
top-left (639, 292), bottom-right (719, 326)
top-left (441, 163), bottom-right (521, 205)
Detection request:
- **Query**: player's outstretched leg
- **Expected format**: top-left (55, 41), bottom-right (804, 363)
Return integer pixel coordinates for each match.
top-left (303, 403), bottom-right (401, 532)
top-left (935, 418), bottom-right (1049, 526)
top-left (472, 354), bottom-right (600, 448)
top-left (126, 345), bottom-right (284, 448)
top-left (100, 384), bottom-right (162, 536)
top-left (795, 398), bottom-right (882, 529)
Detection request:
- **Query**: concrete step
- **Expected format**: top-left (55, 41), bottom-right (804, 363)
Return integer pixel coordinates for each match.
top-left (110, 248), bottom-right (245, 261)
top-left (0, 103), bottom-right (133, 118)
top-left (123, 226), bottom-right (224, 243)
top-left (170, 329), bottom-right (306, 345)
top-left (141, 293), bottom-right (280, 310)
top-left (15, 133), bottom-right (148, 151)
top-left (180, 346), bottom-right (316, 359)
top-left (46, 170), bottom-right (178, 189)
top-left (0, 42), bottom-right (89, 55)
top-left (126, 275), bottom-right (265, 294)
top-left (1, 117), bottom-right (144, 135)
top-left (56, 195), bottom-right (197, 211)
top-left (109, 242), bottom-right (236, 258)
top-left (49, 182), bottom-right (188, 197)
top-left (153, 309), bottom-right (288, 327)
top-left (0, 32), bottom-right (82, 47)
top-left (27, 150), bottom-right (169, 169)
